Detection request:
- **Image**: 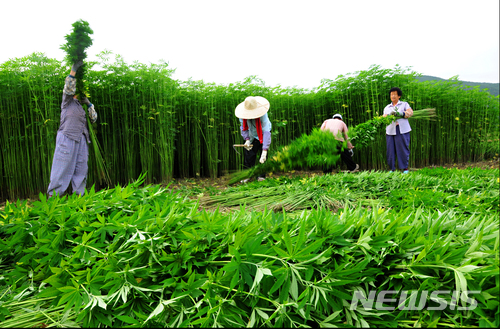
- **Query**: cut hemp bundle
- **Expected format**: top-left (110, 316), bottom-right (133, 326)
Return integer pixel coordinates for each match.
top-left (229, 129), bottom-right (343, 184)
top-left (349, 108), bottom-right (436, 147)
top-left (60, 19), bottom-right (93, 97)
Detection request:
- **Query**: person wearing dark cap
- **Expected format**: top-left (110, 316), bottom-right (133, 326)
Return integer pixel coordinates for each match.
top-left (320, 113), bottom-right (359, 173)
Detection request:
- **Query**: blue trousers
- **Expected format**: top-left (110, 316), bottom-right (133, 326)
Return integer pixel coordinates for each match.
top-left (386, 126), bottom-right (410, 171)
top-left (47, 132), bottom-right (89, 197)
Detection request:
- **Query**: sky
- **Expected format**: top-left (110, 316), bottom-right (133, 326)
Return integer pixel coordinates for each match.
top-left (1, 0), bottom-right (499, 89)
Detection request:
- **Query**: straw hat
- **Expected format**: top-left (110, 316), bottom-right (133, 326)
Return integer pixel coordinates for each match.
top-left (235, 96), bottom-right (270, 119)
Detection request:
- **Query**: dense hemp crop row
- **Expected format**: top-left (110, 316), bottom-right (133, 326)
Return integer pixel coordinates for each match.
top-left (0, 52), bottom-right (499, 200)
top-left (0, 168), bottom-right (498, 327)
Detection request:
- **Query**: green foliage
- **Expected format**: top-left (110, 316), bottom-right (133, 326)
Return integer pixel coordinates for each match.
top-left (60, 20), bottom-right (93, 96)
top-left (0, 53), bottom-right (64, 201)
top-left (0, 169), bottom-right (498, 327)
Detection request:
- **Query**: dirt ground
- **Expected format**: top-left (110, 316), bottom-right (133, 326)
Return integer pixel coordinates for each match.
top-left (1, 158), bottom-right (498, 211)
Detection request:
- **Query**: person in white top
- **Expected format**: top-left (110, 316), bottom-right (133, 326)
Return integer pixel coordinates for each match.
top-left (383, 87), bottom-right (413, 173)
top-left (320, 113), bottom-right (359, 173)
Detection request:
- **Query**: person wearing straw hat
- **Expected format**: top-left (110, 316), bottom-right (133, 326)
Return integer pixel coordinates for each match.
top-left (320, 113), bottom-right (359, 173)
top-left (235, 96), bottom-right (272, 182)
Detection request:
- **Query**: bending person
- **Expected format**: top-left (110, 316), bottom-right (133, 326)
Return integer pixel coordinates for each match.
top-left (320, 113), bottom-right (359, 173)
top-left (235, 96), bottom-right (272, 182)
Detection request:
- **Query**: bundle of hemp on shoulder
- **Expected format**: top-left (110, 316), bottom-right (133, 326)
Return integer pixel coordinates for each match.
top-left (60, 19), bottom-right (93, 96)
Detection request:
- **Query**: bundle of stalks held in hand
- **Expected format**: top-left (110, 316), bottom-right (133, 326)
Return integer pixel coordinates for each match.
top-left (349, 108), bottom-right (437, 148)
top-left (409, 107), bottom-right (437, 120)
top-left (60, 19), bottom-right (93, 96)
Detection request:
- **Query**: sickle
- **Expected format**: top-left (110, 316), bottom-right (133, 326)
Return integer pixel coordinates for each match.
top-left (233, 144), bottom-right (240, 155)
top-left (233, 144), bottom-right (252, 155)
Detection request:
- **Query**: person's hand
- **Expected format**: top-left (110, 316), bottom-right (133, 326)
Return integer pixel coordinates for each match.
top-left (259, 150), bottom-right (267, 164)
top-left (391, 110), bottom-right (405, 118)
top-left (404, 108), bottom-right (413, 118)
top-left (88, 105), bottom-right (97, 123)
top-left (71, 60), bottom-right (84, 72)
top-left (80, 97), bottom-right (91, 105)
top-left (244, 139), bottom-right (253, 151)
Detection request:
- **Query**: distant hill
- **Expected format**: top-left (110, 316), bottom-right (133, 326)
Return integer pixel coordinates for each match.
top-left (416, 75), bottom-right (499, 97)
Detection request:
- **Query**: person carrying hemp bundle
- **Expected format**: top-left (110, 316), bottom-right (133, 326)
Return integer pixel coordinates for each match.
top-left (47, 60), bottom-right (97, 197)
top-left (383, 87), bottom-right (413, 173)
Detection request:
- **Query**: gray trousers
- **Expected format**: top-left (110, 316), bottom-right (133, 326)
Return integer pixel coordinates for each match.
top-left (47, 132), bottom-right (89, 197)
